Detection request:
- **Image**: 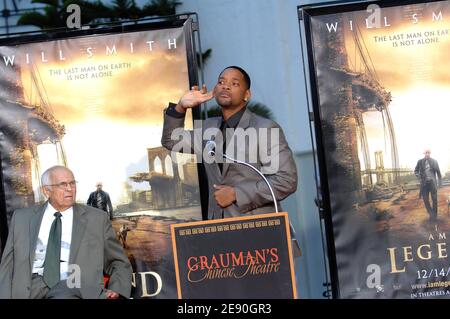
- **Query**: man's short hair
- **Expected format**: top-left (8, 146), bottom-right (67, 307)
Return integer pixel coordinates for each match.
top-left (41, 165), bottom-right (69, 187)
top-left (221, 66), bottom-right (251, 89)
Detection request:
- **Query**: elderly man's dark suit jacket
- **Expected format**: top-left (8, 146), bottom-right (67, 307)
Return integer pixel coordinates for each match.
top-left (0, 203), bottom-right (132, 299)
top-left (161, 107), bottom-right (298, 220)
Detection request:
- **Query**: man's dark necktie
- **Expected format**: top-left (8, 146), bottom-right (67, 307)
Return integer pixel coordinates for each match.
top-left (43, 212), bottom-right (62, 288)
top-left (219, 121), bottom-right (228, 173)
top-left (96, 192), bottom-right (103, 209)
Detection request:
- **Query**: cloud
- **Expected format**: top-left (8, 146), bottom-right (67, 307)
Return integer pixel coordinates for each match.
top-left (103, 52), bottom-right (189, 123)
top-left (21, 50), bottom-right (189, 125)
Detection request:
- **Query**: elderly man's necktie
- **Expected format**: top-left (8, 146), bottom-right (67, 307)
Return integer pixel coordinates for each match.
top-left (43, 212), bottom-right (62, 288)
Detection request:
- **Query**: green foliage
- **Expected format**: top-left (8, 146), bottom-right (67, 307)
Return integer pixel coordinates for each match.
top-left (197, 48), bottom-right (212, 67)
top-left (246, 102), bottom-right (274, 120)
top-left (141, 0), bottom-right (182, 17)
top-left (17, 0), bottom-right (182, 29)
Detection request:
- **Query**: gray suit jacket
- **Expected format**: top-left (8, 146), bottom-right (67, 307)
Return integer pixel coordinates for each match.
top-left (0, 203), bottom-right (132, 299)
top-left (161, 107), bottom-right (298, 219)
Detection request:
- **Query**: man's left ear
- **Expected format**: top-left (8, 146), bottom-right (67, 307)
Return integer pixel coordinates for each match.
top-left (244, 90), bottom-right (251, 102)
top-left (41, 186), bottom-right (50, 198)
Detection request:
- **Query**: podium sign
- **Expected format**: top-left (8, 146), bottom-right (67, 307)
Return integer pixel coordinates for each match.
top-left (171, 212), bottom-right (297, 299)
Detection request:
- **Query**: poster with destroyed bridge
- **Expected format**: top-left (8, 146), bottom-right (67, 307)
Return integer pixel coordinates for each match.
top-left (302, 0), bottom-right (450, 298)
top-left (0, 20), bottom-right (202, 298)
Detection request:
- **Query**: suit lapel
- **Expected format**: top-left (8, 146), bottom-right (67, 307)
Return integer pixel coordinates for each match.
top-left (29, 203), bottom-right (47, 271)
top-left (222, 109), bottom-right (252, 177)
top-left (69, 204), bottom-right (88, 264)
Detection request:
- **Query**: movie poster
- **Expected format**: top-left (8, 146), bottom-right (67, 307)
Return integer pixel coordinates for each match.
top-left (0, 22), bottom-right (202, 298)
top-left (303, 0), bottom-right (450, 298)
top-left (171, 213), bottom-right (297, 299)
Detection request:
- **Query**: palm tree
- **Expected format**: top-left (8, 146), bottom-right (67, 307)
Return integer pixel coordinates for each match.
top-left (17, 0), bottom-right (109, 28)
top-left (17, 0), bottom-right (182, 29)
top-left (105, 0), bottom-right (142, 21)
top-left (141, 0), bottom-right (182, 17)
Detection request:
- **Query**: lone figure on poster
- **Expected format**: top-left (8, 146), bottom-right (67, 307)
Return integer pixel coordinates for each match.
top-left (87, 182), bottom-right (114, 220)
top-left (118, 224), bottom-right (131, 249)
top-left (414, 149), bottom-right (442, 221)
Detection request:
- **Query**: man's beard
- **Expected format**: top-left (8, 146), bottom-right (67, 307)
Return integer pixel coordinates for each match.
top-left (215, 95), bottom-right (234, 108)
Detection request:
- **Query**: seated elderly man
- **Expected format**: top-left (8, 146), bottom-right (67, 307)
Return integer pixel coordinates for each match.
top-left (0, 165), bottom-right (132, 299)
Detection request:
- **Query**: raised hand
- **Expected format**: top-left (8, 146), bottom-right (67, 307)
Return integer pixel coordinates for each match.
top-left (176, 84), bottom-right (214, 113)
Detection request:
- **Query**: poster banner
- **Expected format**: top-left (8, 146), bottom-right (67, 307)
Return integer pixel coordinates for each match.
top-left (302, 0), bottom-right (450, 298)
top-left (0, 21), bottom-right (202, 298)
top-left (171, 212), bottom-right (297, 299)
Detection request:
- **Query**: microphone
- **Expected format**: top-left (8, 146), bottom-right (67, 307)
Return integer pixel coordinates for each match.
top-left (205, 140), bottom-right (216, 158)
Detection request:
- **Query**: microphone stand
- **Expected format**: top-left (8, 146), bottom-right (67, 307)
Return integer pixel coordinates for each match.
top-left (216, 149), bottom-right (301, 257)
top-left (222, 153), bottom-right (279, 213)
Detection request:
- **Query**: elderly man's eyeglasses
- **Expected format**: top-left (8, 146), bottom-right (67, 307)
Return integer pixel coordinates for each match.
top-left (46, 181), bottom-right (77, 189)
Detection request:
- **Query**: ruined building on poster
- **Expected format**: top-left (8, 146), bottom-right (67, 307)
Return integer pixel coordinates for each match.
top-left (129, 146), bottom-right (199, 210)
top-left (0, 62), bottom-right (65, 223)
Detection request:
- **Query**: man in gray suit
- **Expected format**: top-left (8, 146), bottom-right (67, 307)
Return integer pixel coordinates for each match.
top-left (161, 66), bottom-right (298, 219)
top-left (0, 166), bottom-right (132, 299)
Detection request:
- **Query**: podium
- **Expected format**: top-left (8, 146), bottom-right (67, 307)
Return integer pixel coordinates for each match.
top-left (171, 212), bottom-right (297, 299)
